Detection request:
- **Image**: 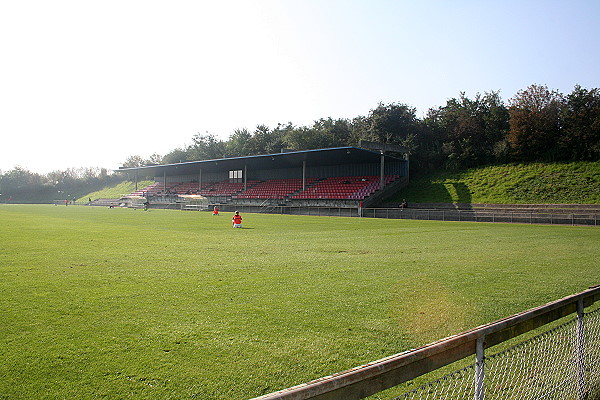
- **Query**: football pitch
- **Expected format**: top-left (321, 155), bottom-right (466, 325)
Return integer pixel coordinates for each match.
top-left (0, 205), bottom-right (598, 400)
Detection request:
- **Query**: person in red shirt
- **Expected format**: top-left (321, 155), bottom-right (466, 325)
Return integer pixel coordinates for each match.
top-left (232, 211), bottom-right (243, 228)
top-left (213, 206), bottom-right (219, 216)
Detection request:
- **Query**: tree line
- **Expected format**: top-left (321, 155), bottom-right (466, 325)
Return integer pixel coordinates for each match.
top-left (123, 84), bottom-right (599, 173)
top-left (0, 167), bottom-right (122, 203)
top-left (2, 84), bottom-right (598, 203)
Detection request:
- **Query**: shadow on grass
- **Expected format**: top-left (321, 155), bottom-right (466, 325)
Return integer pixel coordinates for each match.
top-left (451, 182), bottom-right (472, 206)
top-left (431, 183), bottom-right (453, 203)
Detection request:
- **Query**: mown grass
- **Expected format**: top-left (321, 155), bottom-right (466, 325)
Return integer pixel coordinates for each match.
top-left (76, 180), bottom-right (154, 202)
top-left (390, 161), bottom-right (600, 204)
top-left (0, 205), bottom-right (598, 399)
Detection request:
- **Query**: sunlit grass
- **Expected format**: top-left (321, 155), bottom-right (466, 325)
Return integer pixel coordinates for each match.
top-left (0, 205), bottom-right (598, 399)
top-left (391, 161), bottom-right (600, 204)
top-left (75, 180), bottom-right (154, 202)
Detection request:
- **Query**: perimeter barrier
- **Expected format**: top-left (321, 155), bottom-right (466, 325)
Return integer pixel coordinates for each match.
top-left (361, 207), bottom-right (600, 226)
top-left (80, 200), bottom-right (599, 226)
top-left (214, 205), bottom-right (599, 226)
top-left (250, 286), bottom-right (600, 400)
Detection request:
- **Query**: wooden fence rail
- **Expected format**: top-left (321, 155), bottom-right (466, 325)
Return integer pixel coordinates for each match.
top-left (249, 286), bottom-right (600, 400)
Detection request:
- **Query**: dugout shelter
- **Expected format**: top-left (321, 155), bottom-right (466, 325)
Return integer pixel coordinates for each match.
top-left (117, 146), bottom-right (409, 208)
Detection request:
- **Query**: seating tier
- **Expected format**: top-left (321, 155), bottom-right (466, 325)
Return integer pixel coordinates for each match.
top-left (128, 175), bottom-right (400, 201)
top-left (292, 175), bottom-right (399, 200)
top-left (234, 178), bottom-right (317, 200)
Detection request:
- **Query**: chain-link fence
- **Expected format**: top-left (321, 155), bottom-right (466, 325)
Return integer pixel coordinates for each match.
top-left (395, 308), bottom-right (600, 400)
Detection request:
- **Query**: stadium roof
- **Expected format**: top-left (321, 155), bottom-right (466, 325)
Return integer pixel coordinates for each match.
top-left (116, 146), bottom-right (406, 176)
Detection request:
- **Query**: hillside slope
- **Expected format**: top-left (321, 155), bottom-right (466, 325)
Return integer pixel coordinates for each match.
top-left (388, 161), bottom-right (600, 204)
top-left (76, 180), bottom-right (153, 202)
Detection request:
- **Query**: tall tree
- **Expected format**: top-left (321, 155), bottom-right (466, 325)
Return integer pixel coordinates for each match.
top-left (438, 91), bottom-right (509, 168)
top-left (248, 125), bottom-right (285, 155)
top-left (187, 133), bottom-right (226, 160)
top-left (508, 84), bottom-right (565, 161)
top-left (349, 115), bottom-right (371, 145)
top-left (162, 148), bottom-right (190, 164)
top-left (366, 102), bottom-right (419, 145)
top-left (121, 155), bottom-right (148, 168)
top-left (146, 153), bottom-right (163, 165)
top-left (415, 107), bottom-right (448, 171)
top-left (561, 85), bottom-right (600, 160)
top-left (283, 125), bottom-right (331, 150)
top-left (1, 167), bottom-right (44, 188)
top-left (313, 118), bottom-right (353, 147)
top-left (271, 122), bottom-right (297, 150)
top-left (225, 128), bottom-right (253, 157)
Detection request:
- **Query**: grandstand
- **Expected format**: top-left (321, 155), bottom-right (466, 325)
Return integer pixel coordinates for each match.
top-left (117, 146), bottom-right (409, 209)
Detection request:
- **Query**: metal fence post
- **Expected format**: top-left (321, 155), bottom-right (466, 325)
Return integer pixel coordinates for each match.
top-left (576, 298), bottom-right (586, 400)
top-left (475, 336), bottom-right (485, 400)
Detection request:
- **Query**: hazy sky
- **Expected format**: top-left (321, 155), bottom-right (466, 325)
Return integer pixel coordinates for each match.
top-left (1, 0), bottom-right (598, 174)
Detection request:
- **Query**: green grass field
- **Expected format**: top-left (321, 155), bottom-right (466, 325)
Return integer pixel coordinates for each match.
top-left (0, 205), bottom-right (598, 399)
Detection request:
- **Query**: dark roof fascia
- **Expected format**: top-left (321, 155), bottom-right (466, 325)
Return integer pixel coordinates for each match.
top-left (115, 146), bottom-right (404, 174)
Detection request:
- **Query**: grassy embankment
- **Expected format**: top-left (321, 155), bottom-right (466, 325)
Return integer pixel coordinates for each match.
top-left (76, 180), bottom-right (154, 202)
top-left (389, 161), bottom-right (600, 204)
top-left (0, 205), bottom-right (598, 399)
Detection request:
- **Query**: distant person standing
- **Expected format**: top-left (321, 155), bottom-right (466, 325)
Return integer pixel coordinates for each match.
top-left (65, 199), bottom-right (69, 206)
top-left (213, 206), bottom-right (219, 216)
top-left (232, 211), bottom-right (243, 228)
top-left (401, 199), bottom-right (408, 209)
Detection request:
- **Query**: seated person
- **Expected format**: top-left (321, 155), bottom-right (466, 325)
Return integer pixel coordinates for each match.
top-left (232, 211), bottom-right (243, 228)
